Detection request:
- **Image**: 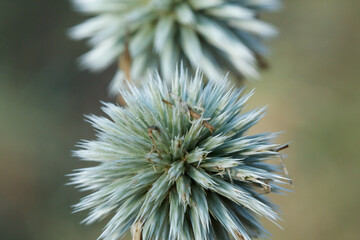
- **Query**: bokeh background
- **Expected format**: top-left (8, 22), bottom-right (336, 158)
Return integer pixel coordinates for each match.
top-left (1, 0), bottom-right (359, 239)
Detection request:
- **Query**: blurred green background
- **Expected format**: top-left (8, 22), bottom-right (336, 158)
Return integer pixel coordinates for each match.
top-left (0, 0), bottom-right (359, 239)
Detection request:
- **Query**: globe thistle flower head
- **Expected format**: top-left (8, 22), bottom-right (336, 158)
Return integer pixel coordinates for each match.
top-left (69, 0), bottom-right (281, 94)
top-left (70, 69), bottom-right (289, 240)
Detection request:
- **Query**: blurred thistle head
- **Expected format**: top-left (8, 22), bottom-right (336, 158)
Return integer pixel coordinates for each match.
top-left (69, 0), bottom-right (281, 94)
top-left (70, 68), bottom-right (289, 240)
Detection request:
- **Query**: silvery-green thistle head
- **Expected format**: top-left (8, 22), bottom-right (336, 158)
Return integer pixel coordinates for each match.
top-left (69, 69), bottom-right (289, 240)
top-left (69, 0), bottom-right (281, 94)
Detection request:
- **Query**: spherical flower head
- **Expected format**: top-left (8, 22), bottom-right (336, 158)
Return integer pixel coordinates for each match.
top-left (70, 69), bottom-right (289, 240)
top-left (69, 0), bottom-right (281, 94)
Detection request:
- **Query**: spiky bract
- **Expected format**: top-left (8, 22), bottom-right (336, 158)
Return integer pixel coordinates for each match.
top-left (70, 70), bottom-right (287, 240)
top-left (69, 0), bottom-right (281, 94)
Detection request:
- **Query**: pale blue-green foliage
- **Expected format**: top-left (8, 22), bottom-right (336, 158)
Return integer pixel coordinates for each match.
top-left (70, 69), bottom-right (288, 240)
top-left (69, 0), bottom-right (281, 94)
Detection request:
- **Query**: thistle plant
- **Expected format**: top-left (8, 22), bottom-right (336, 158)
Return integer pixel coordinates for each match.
top-left (70, 69), bottom-right (288, 240)
top-left (69, 0), bottom-right (281, 94)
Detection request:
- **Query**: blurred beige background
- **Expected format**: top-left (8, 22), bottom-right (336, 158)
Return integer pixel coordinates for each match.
top-left (0, 0), bottom-right (359, 239)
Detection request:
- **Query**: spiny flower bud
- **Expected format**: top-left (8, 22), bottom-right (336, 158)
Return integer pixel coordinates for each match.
top-left (69, 69), bottom-right (289, 240)
top-left (69, 0), bottom-right (281, 94)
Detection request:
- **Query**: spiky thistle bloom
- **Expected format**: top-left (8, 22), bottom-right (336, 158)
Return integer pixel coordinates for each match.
top-left (70, 69), bottom-right (288, 240)
top-left (69, 0), bottom-right (281, 94)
